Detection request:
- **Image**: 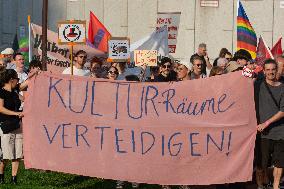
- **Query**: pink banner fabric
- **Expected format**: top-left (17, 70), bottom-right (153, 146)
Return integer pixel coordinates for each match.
top-left (23, 71), bottom-right (257, 185)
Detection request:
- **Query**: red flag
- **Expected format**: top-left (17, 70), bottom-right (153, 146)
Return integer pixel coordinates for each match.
top-left (256, 36), bottom-right (273, 66)
top-left (88, 11), bottom-right (111, 53)
top-left (271, 37), bottom-right (283, 58)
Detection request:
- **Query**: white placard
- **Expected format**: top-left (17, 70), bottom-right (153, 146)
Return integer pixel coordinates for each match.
top-left (108, 37), bottom-right (130, 62)
top-left (58, 20), bottom-right (86, 45)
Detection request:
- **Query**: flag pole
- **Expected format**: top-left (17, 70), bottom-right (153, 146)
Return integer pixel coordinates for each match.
top-left (28, 15), bottom-right (32, 63)
top-left (42, 0), bottom-right (48, 71)
top-left (70, 44), bottom-right (74, 75)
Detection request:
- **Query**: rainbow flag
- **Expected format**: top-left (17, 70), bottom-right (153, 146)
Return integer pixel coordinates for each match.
top-left (237, 1), bottom-right (257, 59)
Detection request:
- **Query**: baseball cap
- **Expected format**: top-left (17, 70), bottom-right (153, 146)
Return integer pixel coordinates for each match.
top-left (1, 48), bottom-right (14, 55)
top-left (179, 60), bottom-right (191, 70)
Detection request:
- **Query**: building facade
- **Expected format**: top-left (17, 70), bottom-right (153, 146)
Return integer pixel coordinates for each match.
top-left (0, 0), bottom-right (283, 60)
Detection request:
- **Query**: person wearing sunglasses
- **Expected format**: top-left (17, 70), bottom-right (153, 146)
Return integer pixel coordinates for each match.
top-left (190, 43), bottom-right (212, 76)
top-left (224, 52), bottom-right (232, 62)
top-left (62, 50), bottom-right (90, 76)
top-left (107, 66), bottom-right (119, 81)
top-left (190, 56), bottom-right (207, 80)
top-left (154, 57), bottom-right (176, 82)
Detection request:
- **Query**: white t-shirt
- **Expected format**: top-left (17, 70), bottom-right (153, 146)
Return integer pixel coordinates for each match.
top-left (16, 70), bottom-right (28, 110)
top-left (62, 66), bottom-right (90, 76)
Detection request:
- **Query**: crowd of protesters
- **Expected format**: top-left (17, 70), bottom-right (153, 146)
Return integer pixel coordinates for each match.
top-left (0, 44), bottom-right (283, 189)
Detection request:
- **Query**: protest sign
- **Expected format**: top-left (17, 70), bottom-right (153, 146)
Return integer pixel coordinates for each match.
top-left (58, 20), bottom-right (86, 45)
top-left (130, 26), bottom-right (168, 66)
top-left (31, 23), bottom-right (105, 73)
top-left (108, 37), bottom-right (130, 62)
top-left (157, 12), bottom-right (181, 53)
top-left (23, 71), bottom-right (257, 185)
top-left (134, 50), bottom-right (157, 66)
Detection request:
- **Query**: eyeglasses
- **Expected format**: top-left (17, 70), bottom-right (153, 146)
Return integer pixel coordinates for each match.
top-left (194, 64), bottom-right (202, 67)
top-left (226, 58), bottom-right (231, 61)
top-left (162, 64), bottom-right (171, 69)
top-left (108, 71), bottom-right (118, 75)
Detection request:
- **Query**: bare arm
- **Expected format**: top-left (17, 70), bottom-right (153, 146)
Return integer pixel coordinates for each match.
top-left (0, 99), bottom-right (20, 116)
top-left (19, 69), bottom-right (40, 91)
top-left (204, 54), bottom-right (212, 70)
top-left (257, 111), bottom-right (284, 131)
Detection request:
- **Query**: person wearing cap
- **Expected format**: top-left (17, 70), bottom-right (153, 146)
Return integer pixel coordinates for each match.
top-left (177, 60), bottom-right (191, 81)
top-left (1, 48), bottom-right (15, 69)
top-left (190, 56), bottom-right (207, 80)
top-left (1, 48), bottom-right (14, 61)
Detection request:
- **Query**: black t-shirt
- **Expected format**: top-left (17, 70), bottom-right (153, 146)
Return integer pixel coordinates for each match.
top-left (0, 88), bottom-right (21, 122)
top-left (190, 53), bottom-right (207, 75)
top-left (154, 71), bottom-right (176, 82)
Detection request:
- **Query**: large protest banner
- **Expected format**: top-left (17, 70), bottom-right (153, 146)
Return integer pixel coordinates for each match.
top-left (23, 72), bottom-right (257, 185)
top-left (31, 23), bottom-right (105, 73)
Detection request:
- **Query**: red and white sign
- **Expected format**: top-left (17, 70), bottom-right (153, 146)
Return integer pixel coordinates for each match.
top-left (58, 20), bottom-right (86, 45)
top-left (157, 12), bottom-right (181, 54)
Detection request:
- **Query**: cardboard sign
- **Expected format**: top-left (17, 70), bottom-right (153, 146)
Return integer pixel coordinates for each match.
top-left (134, 50), bottom-right (157, 66)
top-left (23, 71), bottom-right (257, 185)
top-left (108, 37), bottom-right (130, 62)
top-left (58, 20), bottom-right (86, 45)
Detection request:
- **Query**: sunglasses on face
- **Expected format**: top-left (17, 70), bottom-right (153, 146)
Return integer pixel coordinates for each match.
top-left (194, 64), bottom-right (202, 67)
top-left (162, 64), bottom-right (171, 69)
top-left (13, 77), bottom-right (19, 81)
top-left (78, 55), bottom-right (87, 59)
top-left (101, 66), bottom-right (109, 71)
top-left (108, 70), bottom-right (118, 75)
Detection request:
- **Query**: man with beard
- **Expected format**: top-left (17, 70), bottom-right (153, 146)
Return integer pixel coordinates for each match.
top-left (255, 59), bottom-right (284, 189)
